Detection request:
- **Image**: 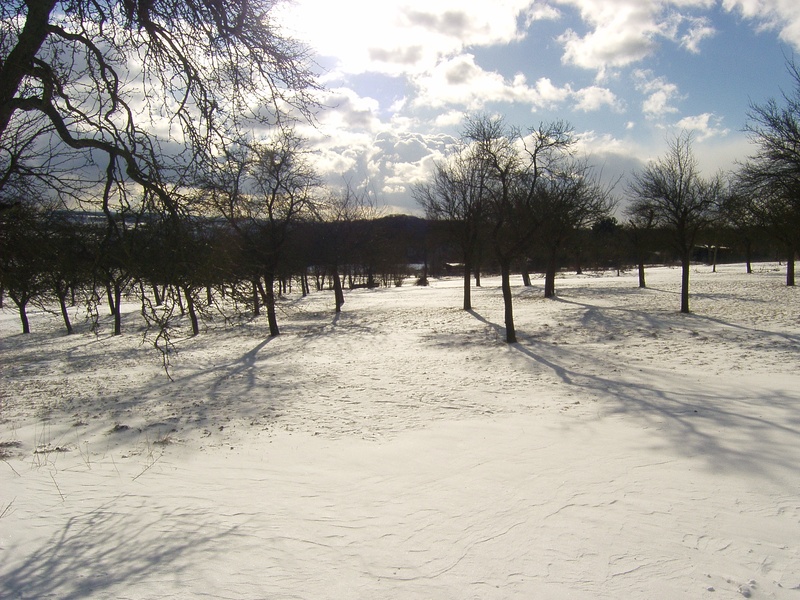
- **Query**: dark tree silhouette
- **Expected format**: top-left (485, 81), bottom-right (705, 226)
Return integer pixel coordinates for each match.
top-left (201, 129), bottom-right (320, 336)
top-left (414, 142), bottom-right (489, 311)
top-left (464, 115), bottom-right (577, 342)
top-left (739, 60), bottom-right (800, 286)
top-left (627, 132), bottom-right (721, 313)
top-left (0, 0), bottom-right (318, 218)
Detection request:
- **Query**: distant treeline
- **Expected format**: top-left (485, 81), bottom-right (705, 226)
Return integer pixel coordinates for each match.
top-left (0, 203), bottom-right (783, 339)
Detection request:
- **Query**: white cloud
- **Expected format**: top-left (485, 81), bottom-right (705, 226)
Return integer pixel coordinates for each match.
top-left (556, 1), bottom-right (660, 75)
top-left (412, 54), bottom-right (622, 114)
top-left (723, 0), bottom-right (800, 51)
top-left (553, 0), bottom-right (720, 76)
top-left (675, 113), bottom-right (730, 141)
top-left (633, 70), bottom-right (683, 117)
top-left (433, 110), bottom-right (467, 128)
top-left (678, 17), bottom-right (717, 52)
top-left (574, 86), bottom-right (624, 112)
top-left (277, 0), bottom-right (538, 77)
top-left (411, 54), bottom-right (565, 110)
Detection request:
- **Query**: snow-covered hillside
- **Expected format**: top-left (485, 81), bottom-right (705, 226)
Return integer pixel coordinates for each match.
top-left (1, 263), bottom-right (798, 599)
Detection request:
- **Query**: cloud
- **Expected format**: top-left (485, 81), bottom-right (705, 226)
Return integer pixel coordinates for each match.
top-left (574, 86), bottom-right (624, 112)
top-left (368, 46), bottom-right (425, 67)
top-left (678, 17), bottom-right (717, 52)
top-left (555, 1), bottom-right (664, 75)
top-left (553, 0), bottom-right (719, 76)
top-left (412, 53), bottom-right (621, 113)
top-left (523, 3), bottom-right (563, 23)
top-left (299, 87), bottom-right (459, 211)
top-left (675, 113), bottom-right (730, 141)
top-left (278, 0), bottom-right (538, 77)
top-left (411, 54), bottom-right (562, 110)
top-left (633, 70), bottom-right (683, 117)
top-left (723, 0), bottom-right (800, 51)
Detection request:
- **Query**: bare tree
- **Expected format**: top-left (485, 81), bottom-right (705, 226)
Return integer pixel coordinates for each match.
top-left (535, 161), bottom-right (614, 298)
top-left (1, 0), bottom-right (318, 221)
top-left (0, 200), bottom-right (47, 333)
top-left (317, 183), bottom-right (376, 313)
top-left (718, 180), bottom-right (762, 275)
top-left (202, 129), bottom-right (320, 336)
top-left (414, 142), bottom-right (489, 311)
top-left (625, 197), bottom-right (658, 288)
top-left (739, 60), bottom-right (800, 285)
top-left (627, 132), bottom-right (721, 313)
top-left (463, 115), bottom-right (577, 342)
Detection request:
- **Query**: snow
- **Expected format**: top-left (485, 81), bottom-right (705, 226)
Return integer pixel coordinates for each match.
top-left (1, 263), bottom-right (799, 599)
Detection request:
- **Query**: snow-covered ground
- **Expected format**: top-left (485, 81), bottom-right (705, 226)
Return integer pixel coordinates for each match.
top-left (1, 263), bottom-right (798, 599)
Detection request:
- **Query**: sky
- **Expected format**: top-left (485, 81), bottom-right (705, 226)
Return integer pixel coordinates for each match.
top-left (273, 0), bottom-right (800, 215)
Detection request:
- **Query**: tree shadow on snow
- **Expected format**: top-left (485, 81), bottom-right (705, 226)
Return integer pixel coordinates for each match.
top-left (0, 499), bottom-right (238, 599)
top-left (466, 307), bottom-right (800, 487)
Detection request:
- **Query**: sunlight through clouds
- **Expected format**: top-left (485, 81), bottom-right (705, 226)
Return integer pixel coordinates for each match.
top-left (277, 0), bottom-right (535, 76)
top-left (274, 0), bottom-right (798, 212)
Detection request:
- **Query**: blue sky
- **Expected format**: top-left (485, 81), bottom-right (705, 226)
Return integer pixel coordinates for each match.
top-left (276, 0), bottom-right (800, 214)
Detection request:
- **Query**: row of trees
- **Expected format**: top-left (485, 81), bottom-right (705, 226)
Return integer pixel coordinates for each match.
top-left (0, 181), bottom-right (432, 338)
top-left (623, 58), bottom-right (800, 313)
top-left (2, 2), bottom-right (799, 350)
top-left (414, 115), bottom-right (614, 343)
top-left (416, 58), bottom-right (800, 342)
top-left (0, 0), bottom-right (323, 352)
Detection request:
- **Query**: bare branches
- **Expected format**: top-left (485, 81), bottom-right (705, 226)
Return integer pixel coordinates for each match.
top-left (627, 132), bottom-right (720, 311)
top-left (0, 0), bottom-right (320, 220)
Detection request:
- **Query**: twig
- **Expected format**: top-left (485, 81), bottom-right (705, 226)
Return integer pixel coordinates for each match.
top-left (132, 451), bottom-right (163, 482)
top-left (0, 498), bottom-right (14, 519)
top-left (50, 471), bottom-right (65, 502)
top-left (2, 458), bottom-right (20, 477)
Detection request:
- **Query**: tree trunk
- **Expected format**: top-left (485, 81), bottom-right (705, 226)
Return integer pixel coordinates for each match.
top-left (113, 283), bottom-right (122, 335)
top-left (474, 246), bottom-right (482, 287)
top-left (544, 251), bottom-right (557, 298)
top-left (521, 270), bottom-right (532, 287)
top-left (20, 305), bottom-right (30, 334)
top-left (153, 284), bottom-right (163, 306)
top-left (745, 239), bottom-right (753, 274)
top-left (175, 285), bottom-right (185, 315)
top-left (787, 246), bottom-right (796, 287)
top-left (10, 293), bottom-right (30, 334)
top-left (500, 259), bottom-right (516, 343)
top-left (462, 261), bottom-right (472, 311)
top-left (0, 0), bottom-right (58, 138)
top-left (680, 253), bottom-right (691, 313)
top-left (106, 281), bottom-right (116, 315)
top-left (711, 246), bottom-right (718, 273)
top-left (638, 258), bottom-right (647, 289)
top-left (58, 292), bottom-right (73, 335)
top-left (257, 279), bottom-right (269, 304)
top-left (206, 286), bottom-right (213, 306)
top-left (252, 279), bottom-right (260, 316)
top-left (184, 286), bottom-right (199, 336)
top-left (333, 268), bottom-right (345, 313)
top-left (265, 273), bottom-right (280, 336)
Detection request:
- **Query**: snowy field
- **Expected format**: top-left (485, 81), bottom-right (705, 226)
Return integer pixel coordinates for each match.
top-left (1, 263), bottom-right (799, 599)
